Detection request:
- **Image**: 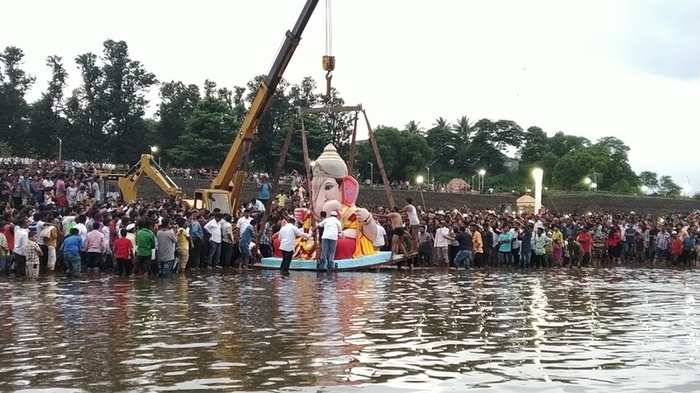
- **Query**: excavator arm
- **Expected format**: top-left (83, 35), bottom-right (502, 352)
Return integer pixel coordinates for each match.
top-left (208, 0), bottom-right (320, 212)
top-left (117, 154), bottom-right (182, 202)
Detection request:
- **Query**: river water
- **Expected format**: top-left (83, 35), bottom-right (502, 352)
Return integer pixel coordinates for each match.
top-left (1, 268), bottom-right (699, 392)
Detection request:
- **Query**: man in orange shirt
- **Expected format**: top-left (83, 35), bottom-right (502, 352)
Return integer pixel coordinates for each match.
top-left (470, 223), bottom-right (484, 267)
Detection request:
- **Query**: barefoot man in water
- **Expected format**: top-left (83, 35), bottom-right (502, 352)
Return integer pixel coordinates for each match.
top-left (387, 207), bottom-right (411, 257)
top-left (401, 198), bottom-right (420, 253)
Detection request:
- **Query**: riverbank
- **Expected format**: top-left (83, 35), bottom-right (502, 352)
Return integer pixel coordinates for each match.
top-left (126, 177), bottom-right (700, 215)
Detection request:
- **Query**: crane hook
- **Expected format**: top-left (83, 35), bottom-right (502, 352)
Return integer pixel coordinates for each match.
top-left (325, 70), bottom-right (333, 101)
top-left (322, 55), bottom-right (335, 102)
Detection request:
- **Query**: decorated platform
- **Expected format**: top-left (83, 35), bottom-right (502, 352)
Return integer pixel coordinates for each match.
top-left (257, 251), bottom-right (394, 271)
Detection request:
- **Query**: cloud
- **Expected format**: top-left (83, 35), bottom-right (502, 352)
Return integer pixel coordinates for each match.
top-left (615, 0), bottom-right (700, 79)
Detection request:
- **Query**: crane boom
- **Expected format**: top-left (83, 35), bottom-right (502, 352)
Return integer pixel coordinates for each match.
top-left (209, 0), bottom-right (320, 212)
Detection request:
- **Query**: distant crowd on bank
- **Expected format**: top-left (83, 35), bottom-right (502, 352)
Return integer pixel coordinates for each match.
top-left (0, 158), bottom-right (699, 280)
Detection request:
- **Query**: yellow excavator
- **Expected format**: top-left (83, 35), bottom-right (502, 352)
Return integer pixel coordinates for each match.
top-left (117, 153), bottom-right (183, 202)
top-left (190, 0), bottom-right (321, 214)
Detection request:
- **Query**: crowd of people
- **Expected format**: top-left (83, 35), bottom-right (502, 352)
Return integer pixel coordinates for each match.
top-left (0, 158), bottom-right (699, 280)
top-left (387, 202), bottom-right (700, 270)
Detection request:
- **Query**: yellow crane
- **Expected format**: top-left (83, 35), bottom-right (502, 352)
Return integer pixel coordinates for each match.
top-left (191, 0), bottom-right (321, 214)
top-left (117, 153), bottom-right (183, 202)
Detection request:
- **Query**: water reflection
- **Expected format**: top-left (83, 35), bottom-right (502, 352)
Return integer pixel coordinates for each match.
top-left (1, 268), bottom-right (699, 392)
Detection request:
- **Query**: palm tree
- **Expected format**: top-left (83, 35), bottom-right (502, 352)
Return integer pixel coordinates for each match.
top-left (453, 115), bottom-right (473, 144)
top-left (434, 117), bottom-right (448, 129)
top-left (404, 120), bottom-right (423, 135)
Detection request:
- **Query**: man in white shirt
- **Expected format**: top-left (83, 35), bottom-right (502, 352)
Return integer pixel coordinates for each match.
top-left (75, 216), bottom-right (88, 243)
top-left (277, 216), bottom-right (310, 273)
top-left (236, 210), bottom-right (252, 232)
top-left (220, 214), bottom-right (234, 267)
top-left (402, 198), bottom-right (420, 252)
top-left (74, 216), bottom-right (88, 269)
top-left (66, 183), bottom-right (78, 207)
top-left (248, 199), bottom-right (266, 213)
top-left (33, 216), bottom-right (47, 272)
top-left (91, 180), bottom-right (101, 203)
top-left (318, 211), bottom-right (343, 271)
top-left (374, 222), bottom-right (387, 251)
top-left (204, 214), bottom-right (222, 268)
top-left (434, 222), bottom-right (450, 266)
top-left (13, 220), bottom-right (29, 277)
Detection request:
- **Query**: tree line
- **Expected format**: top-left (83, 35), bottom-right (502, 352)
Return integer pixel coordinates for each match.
top-left (0, 40), bottom-right (687, 197)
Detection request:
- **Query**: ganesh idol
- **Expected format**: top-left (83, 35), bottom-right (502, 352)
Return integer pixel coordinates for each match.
top-left (309, 144), bottom-right (378, 259)
top-left (269, 144), bottom-right (381, 265)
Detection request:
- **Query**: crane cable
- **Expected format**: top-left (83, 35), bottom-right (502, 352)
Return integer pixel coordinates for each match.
top-left (325, 0), bottom-right (332, 57)
top-left (322, 0), bottom-right (335, 101)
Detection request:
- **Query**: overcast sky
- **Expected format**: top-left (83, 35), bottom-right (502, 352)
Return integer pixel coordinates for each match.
top-left (3, 0), bottom-right (699, 193)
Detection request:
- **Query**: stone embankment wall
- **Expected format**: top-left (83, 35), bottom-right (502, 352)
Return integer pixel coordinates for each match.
top-left (114, 178), bottom-right (700, 215)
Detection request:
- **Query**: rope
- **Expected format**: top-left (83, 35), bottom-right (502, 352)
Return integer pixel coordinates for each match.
top-left (325, 0), bottom-right (333, 56)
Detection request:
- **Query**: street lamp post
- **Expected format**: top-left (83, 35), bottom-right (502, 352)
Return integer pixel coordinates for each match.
top-left (426, 166), bottom-right (430, 190)
top-left (416, 175), bottom-right (426, 209)
top-left (368, 162), bottom-right (374, 185)
top-left (478, 169), bottom-right (486, 193)
top-left (583, 175), bottom-right (598, 191)
top-left (532, 168), bottom-right (544, 214)
top-left (150, 145), bottom-right (161, 167)
top-left (56, 136), bottom-right (62, 162)
top-left (591, 171), bottom-right (599, 191)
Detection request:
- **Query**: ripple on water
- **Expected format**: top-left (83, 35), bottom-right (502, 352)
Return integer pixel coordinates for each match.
top-left (1, 269), bottom-right (699, 392)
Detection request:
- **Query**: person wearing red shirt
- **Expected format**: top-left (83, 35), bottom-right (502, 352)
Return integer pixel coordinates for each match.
top-left (2, 222), bottom-right (14, 254)
top-left (576, 227), bottom-right (593, 266)
top-left (606, 227), bottom-right (622, 265)
top-left (113, 228), bottom-right (134, 276)
top-left (670, 232), bottom-right (683, 263)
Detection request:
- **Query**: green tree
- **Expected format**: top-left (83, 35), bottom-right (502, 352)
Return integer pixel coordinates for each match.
top-left (519, 128), bottom-right (589, 185)
top-left (169, 95), bottom-right (238, 167)
top-left (356, 126), bottom-right (431, 182)
top-left (156, 81), bottom-right (201, 158)
top-left (472, 118), bottom-right (524, 151)
top-left (452, 116), bottom-right (474, 145)
top-left (552, 148), bottom-right (596, 190)
top-left (318, 86), bottom-right (354, 155)
top-left (551, 136), bottom-right (639, 193)
top-left (0, 141), bottom-right (11, 156)
top-left (610, 179), bottom-right (637, 194)
top-left (548, 132), bottom-right (589, 157)
top-left (64, 41), bottom-right (157, 163)
top-left (426, 117), bottom-right (455, 147)
top-left (587, 137), bottom-right (639, 191)
top-left (458, 130), bottom-right (504, 174)
top-left (65, 52), bottom-right (105, 160)
top-left (27, 55), bottom-right (68, 158)
top-left (243, 75), bottom-right (292, 173)
top-left (404, 120), bottom-right (423, 135)
top-left (285, 77), bottom-right (327, 170)
top-left (425, 116), bottom-right (456, 171)
top-left (638, 171), bottom-right (659, 191)
top-left (0, 46), bottom-right (35, 153)
top-left (659, 175), bottom-right (682, 197)
top-left (100, 40), bottom-right (158, 163)
top-left (520, 126), bottom-right (547, 158)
